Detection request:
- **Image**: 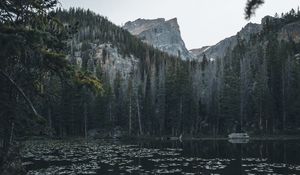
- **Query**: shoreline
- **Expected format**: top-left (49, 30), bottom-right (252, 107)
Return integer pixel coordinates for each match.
top-left (135, 135), bottom-right (300, 141)
top-left (16, 135), bottom-right (300, 142)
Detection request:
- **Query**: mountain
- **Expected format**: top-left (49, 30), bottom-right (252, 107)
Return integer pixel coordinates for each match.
top-left (123, 18), bottom-right (193, 60)
top-left (190, 22), bottom-right (262, 61)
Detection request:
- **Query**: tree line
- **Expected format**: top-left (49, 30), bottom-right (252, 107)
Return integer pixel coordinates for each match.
top-left (42, 8), bottom-right (300, 138)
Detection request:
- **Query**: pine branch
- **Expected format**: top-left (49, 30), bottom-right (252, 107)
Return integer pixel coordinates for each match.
top-left (245, 0), bottom-right (265, 20)
top-left (0, 1), bottom-right (15, 25)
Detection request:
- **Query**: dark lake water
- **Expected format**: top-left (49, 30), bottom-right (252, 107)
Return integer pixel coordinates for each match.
top-left (21, 139), bottom-right (300, 175)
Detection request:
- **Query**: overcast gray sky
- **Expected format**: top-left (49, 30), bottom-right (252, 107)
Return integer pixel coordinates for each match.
top-left (59, 0), bottom-right (300, 49)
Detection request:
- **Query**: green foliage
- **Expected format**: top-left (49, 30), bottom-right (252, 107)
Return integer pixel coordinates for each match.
top-left (0, 1), bottom-right (104, 144)
top-left (74, 71), bottom-right (104, 95)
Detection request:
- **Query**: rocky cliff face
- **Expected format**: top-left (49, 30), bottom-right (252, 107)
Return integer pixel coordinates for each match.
top-left (69, 42), bottom-right (138, 88)
top-left (123, 18), bottom-right (193, 60)
top-left (191, 17), bottom-right (300, 62)
top-left (191, 23), bottom-right (262, 61)
top-left (278, 20), bottom-right (300, 43)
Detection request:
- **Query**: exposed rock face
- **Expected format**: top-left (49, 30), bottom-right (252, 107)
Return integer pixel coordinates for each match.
top-left (189, 46), bottom-right (210, 57)
top-left (279, 21), bottom-right (300, 43)
top-left (123, 18), bottom-right (193, 60)
top-left (69, 42), bottom-right (138, 88)
top-left (91, 44), bottom-right (138, 85)
top-left (191, 23), bottom-right (262, 61)
top-left (190, 35), bottom-right (237, 61)
top-left (261, 15), bottom-right (276, 26)
top-left (238, 23), bottom-right (263, 41)
top-left (261, 16), bottom-right (300, 43)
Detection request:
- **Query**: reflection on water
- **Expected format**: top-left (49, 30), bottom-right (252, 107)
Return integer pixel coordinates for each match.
top-left (21, 139), bottom-right (300, 174)
top-left (228, 138), bottom-right (249, 144)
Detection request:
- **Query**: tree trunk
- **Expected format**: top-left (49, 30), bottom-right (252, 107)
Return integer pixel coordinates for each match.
top-left (129, 95), bottom-right (132, 135)
top-left (179, 97), bottom-right (183, 134)
top-left (265, 119), bottom-right (268, 134)
top-left (9, 122), bottom-right (14, 144)
top-left (84, 101), bottom-right (88, 139)
top-left (136, 96), bottom-right (143, 135)
top-left (259, 95), bottom-right (263, 131)
top-left (109, 101), bottom-right (112, 123)
top-left (282, 67), bottom-right (286, 131)
top-left (3, 115), bottom-right (10, 153)
top-left (47, 103), bottom-right (52, 136)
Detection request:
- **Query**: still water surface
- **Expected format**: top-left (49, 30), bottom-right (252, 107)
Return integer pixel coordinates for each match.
top-left (21, 139), bottom-right (300, 174)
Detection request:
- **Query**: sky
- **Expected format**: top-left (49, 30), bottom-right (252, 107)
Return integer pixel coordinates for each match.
top-left (58, 0), bottom-right (300, 49)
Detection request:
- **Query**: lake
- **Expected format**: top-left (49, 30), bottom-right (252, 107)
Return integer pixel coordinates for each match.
top-left (21, 139), bottom-right (300, 175)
